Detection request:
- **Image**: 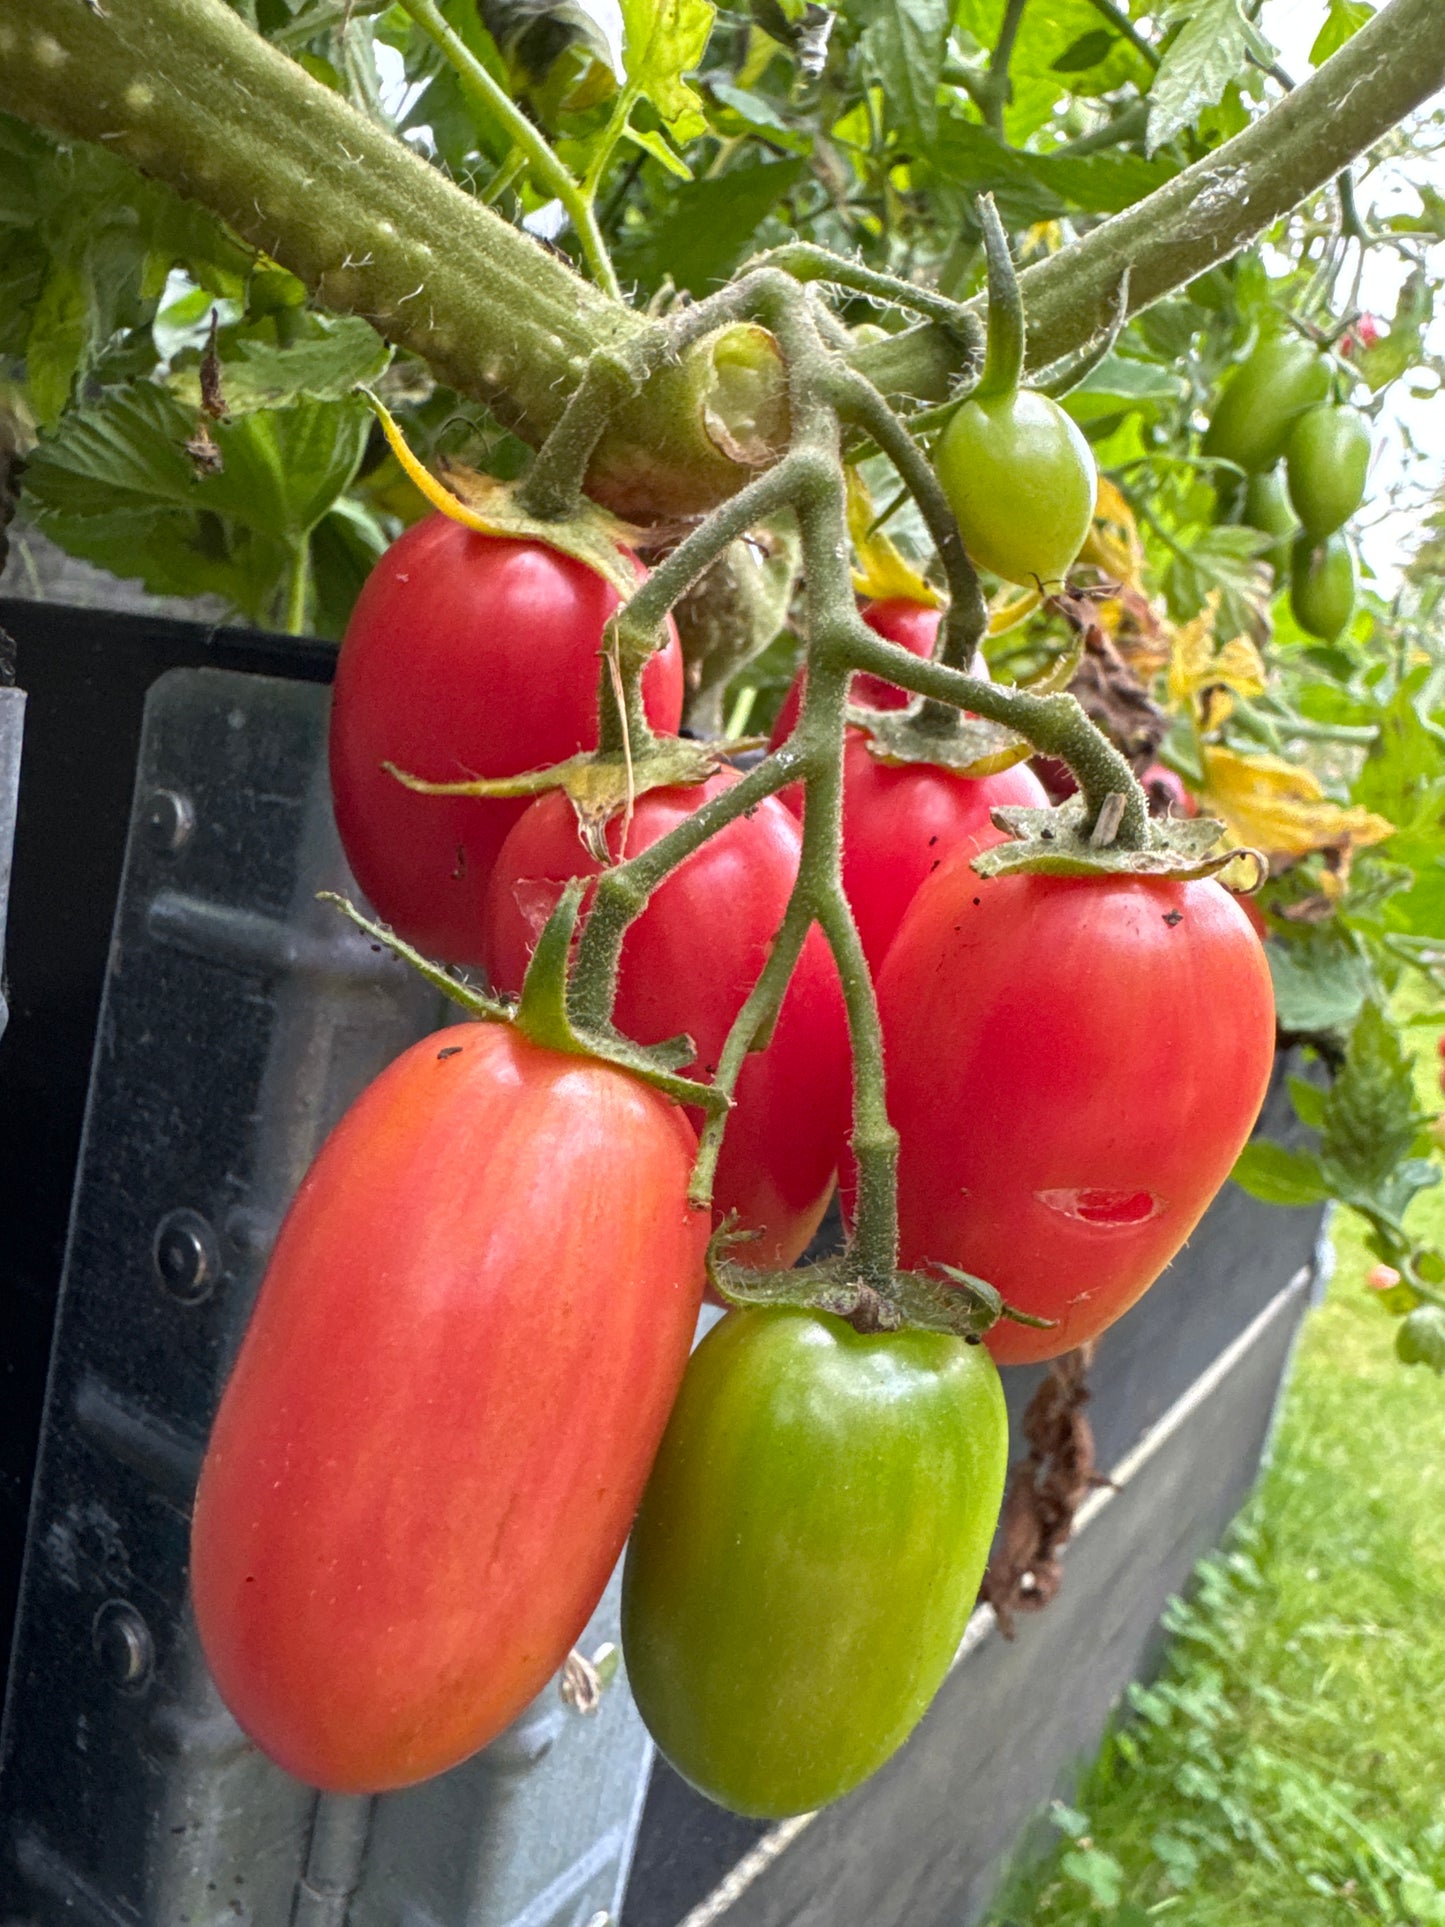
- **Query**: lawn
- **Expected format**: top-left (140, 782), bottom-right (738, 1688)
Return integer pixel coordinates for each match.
top-left (984, 1028), bottom-right (1445, 1927)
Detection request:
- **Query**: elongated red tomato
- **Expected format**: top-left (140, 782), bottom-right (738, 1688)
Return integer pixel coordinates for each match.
top-left (876, 858), bottom-right (1275, 1364)
top-left (839, 738), bottom-right (1047, 972)
top-left (329, 514), bottom-right (684, 965)
top-left (483, 773), bottom-right (851, 1267)
top-left (191, 1024), bottom-right (707, 1793)
top-left (769, 598), bottom-right (940, 749)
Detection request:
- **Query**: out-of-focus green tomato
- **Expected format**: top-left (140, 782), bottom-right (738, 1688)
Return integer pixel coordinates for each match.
top-left (1290, 530), bottom-right (1357, 640)
top-left (1203, 337), bottom-right (1332, 474)
top-left (1285, 404), bottom-right (1371, 541)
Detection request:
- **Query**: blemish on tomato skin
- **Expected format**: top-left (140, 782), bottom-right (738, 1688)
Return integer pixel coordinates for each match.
top-left (1162, 909), bottom-right (1183, 927)
top-left (1034, 1187), bottom-right (1165, 1227)
top-left (437, 1046), bottom-right (464, 1061)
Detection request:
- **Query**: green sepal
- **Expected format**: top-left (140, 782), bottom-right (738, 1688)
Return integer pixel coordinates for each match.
top-left (708, 1244), bottom-right (1055, 1340)
top-left (971, 797), bottom-right (1261, 884)
top-left (850, 704), bottom-right (1032, 779)
top-left (513, 879), bottom-right (728, 1112)
top-left (317, 892), bottom-right (511, 1020)
top-left (384, 734), bottom-right (732, 864)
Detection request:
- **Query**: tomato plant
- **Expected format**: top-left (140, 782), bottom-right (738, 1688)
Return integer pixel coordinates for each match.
top-left (190, 1022), bottom-right (707, 1793)
top-left (482, 772), bottom-right (851, 1266)
top-left (1285, 405), bottom-right (1372, 541)
top-left (937, 388), bottom-right (1097, 588)
top-left (1202, 336), bottom-right (1332, 474)
top-left (621, 1306), bottom-right (1008, 1819)
top-left (875, 860), bottom-right (1276, 1365)
top-left (769, 597), bottom-right (943, 748)
top-left (329, 513), bottom-right (684, 965)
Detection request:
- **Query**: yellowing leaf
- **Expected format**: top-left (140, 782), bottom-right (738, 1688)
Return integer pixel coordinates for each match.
top-left (1166, 593), bottom-right (1266, 718)
top-left (846, 466), bottom-right (939, 606)
top-left (1200, 745), bottom-right (1395, 861)
top-left (988, 587), bottom-right (1041, 635)
top-left (1077, 475), bottom-right (1145, 592)
top-left (619, 0), bottom-right (716, 140)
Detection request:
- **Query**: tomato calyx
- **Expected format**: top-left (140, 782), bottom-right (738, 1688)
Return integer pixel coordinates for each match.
top-left (708, 1240), bottom-right (1055, 1343)
top-left (847, 701), bottom-right (1031, 780)
top-left (381, 733), bottom-right (736, 867)
top-left (319, 885), bottom-right (727, 1117)
top-left (970, 795), bottom-right (1266, 887)
top-left (363, 387), bottom-right (645, 600)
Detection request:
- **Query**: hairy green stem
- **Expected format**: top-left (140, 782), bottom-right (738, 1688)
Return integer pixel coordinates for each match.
top-left (975, 195), bottom-right (1026, 401)
top-left (395, 0), bottom-right (619, 296)
top-left (981, 0), bottom-right (1030, 136)
top-left (284, 535), bottom-right (312, 635)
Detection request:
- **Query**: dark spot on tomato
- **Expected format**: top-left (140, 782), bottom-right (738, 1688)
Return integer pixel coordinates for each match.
top-left (437, 1045), bottom-right (464, 1060)
top-left (452, 845), bottom-right (467, 880)
top-left (1163, 910), bottom-right (1183, 927)
top-left (928, 835), bottom-right (938, 846)
top-left (973, 897), bottom-right (981, 907)
top-left (931, 860), bottom-right (940, 872)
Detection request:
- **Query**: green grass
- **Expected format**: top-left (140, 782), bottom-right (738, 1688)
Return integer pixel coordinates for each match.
top-left (984, 1030), bottom-right (1445, 1927)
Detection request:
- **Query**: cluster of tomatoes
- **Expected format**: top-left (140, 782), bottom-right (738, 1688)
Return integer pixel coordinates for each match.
top-left (1207, 332), bottom-right (1374, 640)
top-left (187, 500), bottom-right (1277, 1820)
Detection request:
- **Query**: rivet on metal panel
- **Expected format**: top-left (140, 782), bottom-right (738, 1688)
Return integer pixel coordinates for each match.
top-left (139, 787), bottom-right (195, 854)
top-left (152, 1207), bottom-right (222, 1304)
top-left (91, 1600), bottom-right (154, 1694)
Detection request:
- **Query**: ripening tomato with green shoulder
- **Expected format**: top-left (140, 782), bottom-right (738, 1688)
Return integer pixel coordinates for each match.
top-left (937, 387), bottom-right (1097, 587)
top-left (872, 856), bottom-right (1276, 1364)
top-left (329, 514), bottom-right (684, 966)
top-left (1290, 530), bottom-right (1357, 641)
top-left (482, 771), bottom-right (851, 1267)
top-left (1202, 335), bottom-right (1332, 474)
top-left (622, 1306), bottom-right (1008, 1819)
top-left (190, 1023), bottom-right (708, 1793)
top-left (1285, 404), bottom-right (1371, 541)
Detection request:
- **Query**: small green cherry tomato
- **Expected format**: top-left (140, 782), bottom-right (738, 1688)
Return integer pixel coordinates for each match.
top-left (621, 1306), bottom-right (1008, 1820)
top-left (1290, 530), bottom-right (1357, 641)
top-left (1242, 467), bottom-right (1298, 586)
top-left (1285, 404), bottom-right (1371, 541)
top-left (1202, 336), bottom-right (1332, 474)
top-left (937, 387), bottom-right (1097, 587)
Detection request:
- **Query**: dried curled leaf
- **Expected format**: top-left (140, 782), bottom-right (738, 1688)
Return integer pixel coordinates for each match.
top-left (851, 704), bottom-right (1032, 779)
top-left (1200, 744), bottom-right (1395, 862)
top-left (972, 796), bottom-right (1256, 884)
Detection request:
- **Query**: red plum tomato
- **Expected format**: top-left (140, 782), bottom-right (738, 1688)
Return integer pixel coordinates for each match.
top-left (873, 860), bottom-right (1276, 1364)
top-left (840, 738), bottom-right (1047, 973)
top-left (191, 1024), bottom-right (707, 1793)
top-left (769, 598), bottom-right (945, 751)
top-left (482, 772), bottom-right (851, 1267)
top-left (329, 514), bottom-right (683, 965)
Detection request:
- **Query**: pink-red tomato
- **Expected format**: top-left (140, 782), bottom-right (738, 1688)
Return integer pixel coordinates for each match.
top-left (769, 599), bottom-right (940, 749)
top-left (874, 859), bottom-right (1276, 1364)
top-left (483, 773), bottom-right (851, 1267)
top-left (839, 737), bottom-right (1048, 973)
top-left (329, 514), bottom-right (684, 965)
top-left (1141, 763), bottom-right (1198, 818)
top-left (191, 1024), bottom-right (707, 1793)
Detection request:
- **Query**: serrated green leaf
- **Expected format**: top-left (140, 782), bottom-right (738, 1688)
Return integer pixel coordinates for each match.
top-left (1267, 925), bottom-right (1374, 1035)
top-left (1287, 1074), bottom-right (1327, 1131)
top-left (861, 0), bottom-right (950, 147)
top-left (621, 123), bottom-right (694, 179)
top-left (1310, 0), bottom-right (1374, 67)
top-left (1148, 0), bottom-right (1253, 154)
top-left (169, 316), bottom-right (390, 415)
top-left (1319, 1002), bottom-right (1425, 1200)
top-left (616, 156), bottom-right (805, 296)
top-left (25, 261), bottom-right (92, 430)
top-left (619, 0), bottom-right (716, 140)
top-left (1231, 1141), bottom-right (1330, 1209)
top-left (1053, 29), bottom-right (1114, 73)
top-left (1064, 353), bottom-right (1187, 424)
top-left (1163, 523), bottom-right (1271, 639)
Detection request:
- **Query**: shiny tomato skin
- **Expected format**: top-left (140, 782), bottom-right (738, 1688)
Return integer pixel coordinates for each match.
top-left (877, 861), bottom-right (1276, 1364)
top-left (1290, 530), bottom-right (1357, 641)
top-left (937, 388), bottom-right (1097, 587)
top-left (190, 1025), bottom-right (707, 1793)
top-left (621, 1307), bottom-right (1008, 1819)
top-left (841, 737), bottom-right (1047, 972)
top-left (1202, 336), bottom-right (1332, 474)
top-left (482, 773), bottom-right (851, 1267)
top-left (1285, 404), bottom-right (1371, 542)
top-left (329, 515), bottom-right (684, 965)
top-left (769, 598), bottom-right (941, 751)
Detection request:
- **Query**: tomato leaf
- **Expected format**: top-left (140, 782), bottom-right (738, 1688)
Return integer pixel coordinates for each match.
top-left (860, 0), bottom-right (950, 147)
top-left (615, 156), bottom-right (806, 297)
top-left (1396, 1307), bottom-right (1445, 1374)
top-left (168, 316), bottom-right (390, 417)
top-left (1230, 1141), bottom-right (1330, 1209)
top-left (1319, 1002), bottom-right (1433, 1214)
top-left (619, 0), bottom-right (717, 142)
top-left (1267, 924), bottom-right (1374, 1035)
top-left (1310, 0), bottom-right (1375, 67)
top-left (1287, 1073), bottom-right (1327, 1132)
top-left (1148, 0), bottom-right (1273, 155)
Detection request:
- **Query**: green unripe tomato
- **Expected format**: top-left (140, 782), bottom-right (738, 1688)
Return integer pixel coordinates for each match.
top-left (937, 387), bottom-right (1097, 587)
top-left (1285, 404), bottom-right (1371, 541)
top-left (621, 1306), bottom-right (1008, 1819)
top-left (1202, 336), bottom-right (1332, 474)
top-left (1242, 467), bottom-right (1298, 586)
top-left (1290, 531), bottom-right (1357, 641)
